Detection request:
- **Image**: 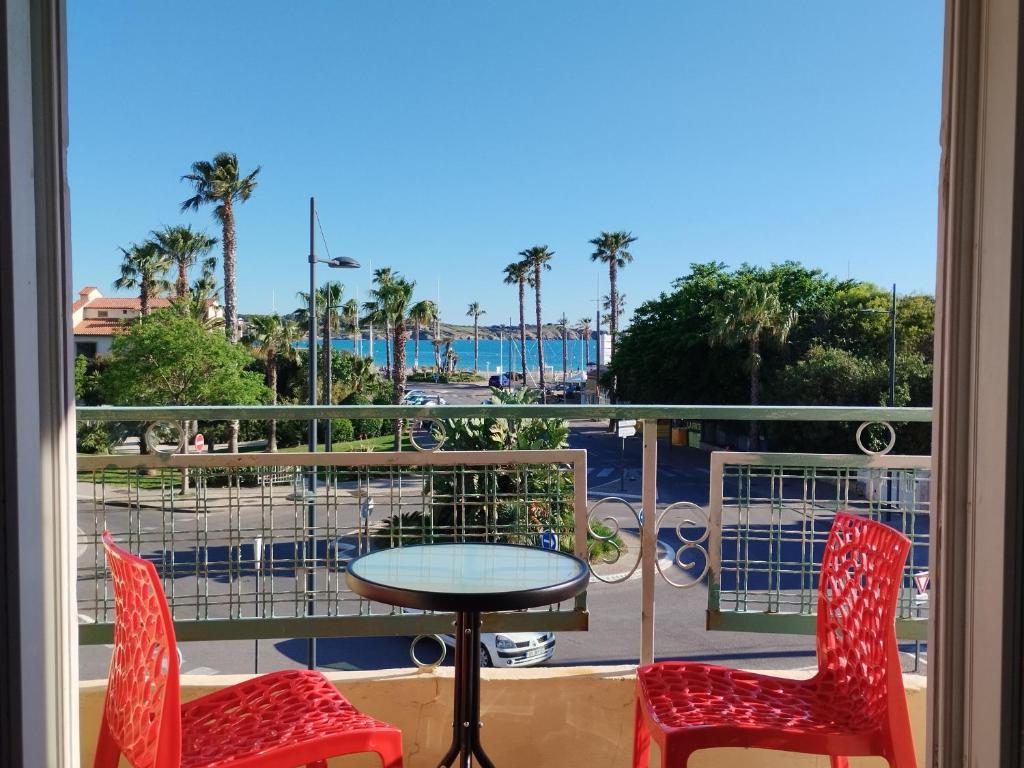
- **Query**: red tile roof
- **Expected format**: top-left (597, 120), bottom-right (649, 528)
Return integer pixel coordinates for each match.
top-left (73, 318), bottom-right (128, 336)
top-left (87, 297), bottom-right (172, 310)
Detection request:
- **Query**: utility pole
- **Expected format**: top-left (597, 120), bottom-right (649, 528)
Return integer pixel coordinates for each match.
top-left (888, 283), bottom-right (897, 407)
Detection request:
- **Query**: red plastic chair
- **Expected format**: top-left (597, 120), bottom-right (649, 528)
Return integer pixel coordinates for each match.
top-left (633, 512), bottom-right (917, 767)
top-left (93, 532), bottom-right (404, 768)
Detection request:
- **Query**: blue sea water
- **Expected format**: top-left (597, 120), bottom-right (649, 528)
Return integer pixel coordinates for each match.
top-left (296, 335), bottom-right (596, 374)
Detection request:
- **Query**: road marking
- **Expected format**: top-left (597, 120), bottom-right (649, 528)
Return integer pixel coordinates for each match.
top-left (183, 666), bottom-right (220, 676)
top-left (594, 468), bottom-right (614, 479)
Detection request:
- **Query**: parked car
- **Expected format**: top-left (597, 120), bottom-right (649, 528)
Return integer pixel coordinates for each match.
top-left (404, 609), bottom-right (555, 667)
top-left (488, 374), bottom-right (510, 389)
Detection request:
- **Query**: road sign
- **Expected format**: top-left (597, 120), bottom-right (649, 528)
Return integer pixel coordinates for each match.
top-left (913, 571), bottom-right (930, 594)
top-left (540, 530), bottom-right (558, 550)
top-left (617, 419), bottom-right (637, 439)
top-left (194, 433), bottom-right (205, 452)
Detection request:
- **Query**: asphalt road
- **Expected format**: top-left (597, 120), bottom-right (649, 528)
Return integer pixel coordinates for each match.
top-left (78, 381), bottom-right (926, 679)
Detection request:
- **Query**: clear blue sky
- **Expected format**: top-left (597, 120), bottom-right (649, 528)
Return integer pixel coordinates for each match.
top-left (68, 1), bottom-right (944, 325)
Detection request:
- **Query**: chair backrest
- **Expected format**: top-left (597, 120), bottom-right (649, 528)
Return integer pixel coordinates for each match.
top-left (815, 513), bottom-right (910, 724)
top-left (101, 532), bottom-right (181, 767)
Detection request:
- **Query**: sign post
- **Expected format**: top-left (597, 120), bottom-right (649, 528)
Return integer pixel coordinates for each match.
top-left (617, 419), bottom-right (637, 490)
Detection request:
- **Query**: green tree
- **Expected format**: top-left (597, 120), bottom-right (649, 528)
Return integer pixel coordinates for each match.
top-left (710, 280), bottom-right (798, 441)
top-left (102, 312), bottom-right (270, 407)
top-left (246, 314), bottom-right (301, 451)
top-left (363, 268), bottom-right (395, 375)
top-left (519, 245), bottom-right (554, 392)
top-left (341, 298), bottom-right (360, 354)
top-left (409, 299), bottom-right (438, 370)
top-left (503, 260), bottom-right (530, 384)
top-left (467, 301), bottom-right (485, 373)
top-left (180, 152), bottom-right (261, 342)
top-left (151, 225), bottom-right (217, 299)
top-left (557, 314), bottom-right (570, 380)
top-left (114, 241), bottom-right (171, 316)
top-left (366, 272), bottom-right (415, 447)
top-left (589, 231), bottom-right (637, 355)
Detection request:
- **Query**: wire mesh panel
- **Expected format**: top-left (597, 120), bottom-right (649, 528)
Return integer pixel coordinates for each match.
top-left (708, 452), bottom-right (931, 639)
top-left (77, 451), bottom-right (588, 643)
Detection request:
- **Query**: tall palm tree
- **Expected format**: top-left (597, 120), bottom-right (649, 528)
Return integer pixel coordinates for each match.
top-left (503, 261), bottom-right (530, 385)
top-left (466, 301), bottom-right (485, 373)
top-left (295, 282), bottom-right (345, 405)
top-left (602, 292), bottom-right (627, 329)
top-left (180, 152), bottom-right (261, 342)
top-left (409, 299), bottom-right (438, 369)
top-left (557, 314), bottom-right (570, 381)
top-left (578, 317), bottom-right (593, 367)
top-left (151, 225), bottom-right (218, 299)
top-left (173, 257), bottom-right (224, 331)
top-left (341, 298), bottom-right (360, 353)
top-left (589, 231), bottom-right (637, 355)
top-left (375, 275), bottom-right (415, 448)
top-left (364, 268), bottom-right (395, 375)
top-left (519, 246), bottom-right (554, 393)
top-left (431, 338), bottom-right (444, 372)
top-left (114, 241), bottom-right (171, 316)
top-left (246, 314), bottom-right (300, 451)
top-left (710, 281), bottom-right (798, 443)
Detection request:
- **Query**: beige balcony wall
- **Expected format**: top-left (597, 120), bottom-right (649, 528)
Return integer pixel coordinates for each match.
top-left (79, 666), bottom-right (926, 768)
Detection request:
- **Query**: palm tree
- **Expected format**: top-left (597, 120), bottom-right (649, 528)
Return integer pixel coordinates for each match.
top-left (409, 299), bottom-right (438, 369)
top-left (364, 268), bottom-right (395, 375)
top-left (173, 257), bottom-right (224, 331)
top-left (589, 231), bottom-right (637, 355)
top-left (466, 301), bottom-right (485, 373)
top-left (431, 338), bottom-right (444, 372)
top-left (151, 225), bottom-right (218, 299)
top-left (578, 317), bottom-right (593, 367)
top-left (710, 281), bottom-right (798, 443)
top-left (341, 299), bottom-right (360, 353)
top-left (375, 275), bottom-right (415, 448)
top-left (520, 246), bottom-right (554, 393)
top-left (180, 152), bottom-right (261, 342)
top-left (602, 292), bottom-right (627, 329)
top-left (246, 314), bottom-right (300, 451)
top-left (503, 261), bottom-right (530, 385)
top-left (295, 282), bottom-right (345, 406)
top-left (114, 241), bottom-right (171, 316)
top-left (558, 314), bottom-right (570, 381)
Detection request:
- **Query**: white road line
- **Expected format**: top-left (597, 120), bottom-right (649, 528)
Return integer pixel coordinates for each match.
top-left (594, 467), bottom-right (614, 479)
top-left (183, 666), bottom-right (220, 676)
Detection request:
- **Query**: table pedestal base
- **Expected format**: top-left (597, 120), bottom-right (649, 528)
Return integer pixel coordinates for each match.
top-left (438, 611), bottom-right (495, 768)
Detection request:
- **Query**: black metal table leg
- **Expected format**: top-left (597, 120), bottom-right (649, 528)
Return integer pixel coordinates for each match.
top-left (438, 611), bottom-right (495, 767)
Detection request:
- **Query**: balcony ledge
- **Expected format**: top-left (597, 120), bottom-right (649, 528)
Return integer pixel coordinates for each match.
top-left (79, 665), bottom-right (926, 767)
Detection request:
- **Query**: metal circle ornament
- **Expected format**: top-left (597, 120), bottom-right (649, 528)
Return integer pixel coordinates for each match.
top-left (855, 421), bottom-right (897, 456)
top-left (409, 634), bottom-right (447, 671)
top-left (406, 419), bottom-right (447, 452)
top-left (144, 420), bottom-right (186, 455)
top-left (654, 501), bottom-right (710, 588)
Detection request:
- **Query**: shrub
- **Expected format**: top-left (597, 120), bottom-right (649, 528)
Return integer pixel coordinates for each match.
top-left (343, 392), bottom-right (383, 438)
top-left (330, 418), bottom-right (355, 443)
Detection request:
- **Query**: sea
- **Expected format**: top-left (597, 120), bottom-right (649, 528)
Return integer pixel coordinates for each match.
top-left (296, 335), bottom-right (597, 375)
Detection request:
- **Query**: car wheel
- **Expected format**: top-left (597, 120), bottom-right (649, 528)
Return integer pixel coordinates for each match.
top-left (480, 644), bottom-right (493, 667)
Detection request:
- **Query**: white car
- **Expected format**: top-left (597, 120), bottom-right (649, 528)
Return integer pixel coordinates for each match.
top-left (440, 630), bottom-right (555, 668)
top-left (404, 609), bottom-right (555, 667)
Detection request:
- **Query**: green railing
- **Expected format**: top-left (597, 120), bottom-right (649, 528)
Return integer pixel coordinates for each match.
top-left (75, 403), bottom-right (932, 661)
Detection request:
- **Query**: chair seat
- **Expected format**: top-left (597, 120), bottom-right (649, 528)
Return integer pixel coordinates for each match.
top-left (180, 670), bottom-right (397, 768)
top-left (638, 661), bottom-right (877, 736)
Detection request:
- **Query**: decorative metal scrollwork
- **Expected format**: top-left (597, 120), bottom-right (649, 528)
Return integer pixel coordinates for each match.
top-left (654, 501), bottom-right (710, 588)
top-left (144, 420), bottom-right (186, 455)
top-left (855, 421), bottom-right (896, 456)
top-left (586, 496), bottom-right (642, 584)
top-left (407, 418), bottom-right (447, 452)
top-left (409, 634), bottom-right (447, 671)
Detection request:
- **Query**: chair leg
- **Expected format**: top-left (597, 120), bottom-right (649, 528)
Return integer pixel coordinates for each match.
top-left (92, 718), bottom-right (120, 768)
top-left (632, 699), bottom-right (650, 768)
top-left (306, 762), bottom-right (327, 768)
top-left (829, 757), bottom-right (849, 768)
top-left (886, 731), bottom-right (918, 768)
top-left (377, 736), bottom-right (404, 768)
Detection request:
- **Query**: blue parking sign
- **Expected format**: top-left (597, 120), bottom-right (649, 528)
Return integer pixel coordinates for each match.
top-left (540, 530), bottom-right (558, 550)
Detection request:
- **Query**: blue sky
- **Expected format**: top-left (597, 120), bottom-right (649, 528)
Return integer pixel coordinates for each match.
top-left (68, 2), bottom-right (944, 324)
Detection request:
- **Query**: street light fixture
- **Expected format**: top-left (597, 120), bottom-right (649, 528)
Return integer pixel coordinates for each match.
top-left (304, 196), bottom-right (359, 671)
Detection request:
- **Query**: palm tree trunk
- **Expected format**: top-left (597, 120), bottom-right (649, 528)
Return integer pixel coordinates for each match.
top-left (609, 264), bottom-right (618, 354)
top-left (176, 263), bottom-right (189, 299)
top-left (534, 267), bottom-right (545, 394)
top-left (518, 280), bottom-right (527, 385)
top-left (392, 322), bottom-right (408, 450)
top-left (562, 329), bottom-right (567, 381)
top-left (268, 356), bottom-right (278, 452)
top-left (140, 275), bottom-right (151, 317)
top-left (384, 322), bottom-right (392, 377)
top-left (473, 317), bottom-right (479, 373)
top-left (749, 336), bottom-right (760, 444)
top-left (222, 199), bottom-right (238, 342)
top-left (414, 321), bottom-right (420, 368)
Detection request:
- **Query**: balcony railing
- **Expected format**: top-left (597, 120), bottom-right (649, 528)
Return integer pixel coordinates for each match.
top-left (76, 403), bottom-right (932, 664)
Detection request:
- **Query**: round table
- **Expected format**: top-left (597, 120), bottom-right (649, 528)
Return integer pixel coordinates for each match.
top-left (345, 542), bottom-right (590, 767)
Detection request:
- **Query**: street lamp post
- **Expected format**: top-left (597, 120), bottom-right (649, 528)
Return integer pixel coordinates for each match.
top-left (304, 196), bottom-right (359, 670)
top-left (860, 283), bottom-right (898, 407)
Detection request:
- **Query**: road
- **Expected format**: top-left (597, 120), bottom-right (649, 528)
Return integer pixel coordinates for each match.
top-left (78, 381), bottom-right (925, 679)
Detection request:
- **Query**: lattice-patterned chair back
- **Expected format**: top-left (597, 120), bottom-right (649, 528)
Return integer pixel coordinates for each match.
top-left (815, 513), bottom-right (910, 727)
top-left (100, 532), bottom-right (181, 767)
